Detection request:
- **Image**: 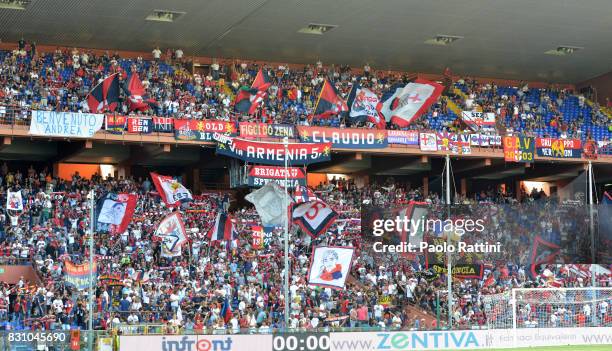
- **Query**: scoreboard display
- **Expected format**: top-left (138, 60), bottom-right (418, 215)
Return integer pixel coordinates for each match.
top-left (273, 333), bottom-right (330, 351)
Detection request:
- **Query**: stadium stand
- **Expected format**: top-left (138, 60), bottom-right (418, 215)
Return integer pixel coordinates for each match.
top-left (0, 45), bottom-right (610, 143)
top-left (0, 39), bottom-right (610, 351)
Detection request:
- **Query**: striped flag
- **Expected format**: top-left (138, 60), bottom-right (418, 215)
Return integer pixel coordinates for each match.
top-left (313, 79), bottom-right (348, 119)
top-left (221, 298), bottom-right (233, 323)
top-left (207, 213), bottom-right (237, 241)
top-left (87, 73), bottom-right (120, 113)
top-left (291, 200), bottom-right (338, 239)
top-left (234, 69), bottom-right (272, 115)
top-left (378, 79), bottom-right (444, 127)
top-left (293, 186), bottom-right (319, 203)
top-left (153, 212), bottom-right (188, 257)
top-left (483, 273), bottom-right (495, 287)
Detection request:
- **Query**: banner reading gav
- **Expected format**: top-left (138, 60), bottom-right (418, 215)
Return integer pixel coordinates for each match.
top-left (297, 126), bottom-right (387, 149)
top-left (248, 165), bottom-right (306, 188)
top-left (503, 135), bottom-right (534, 162)
top-left (216, 135), bottom-right (331, 166)
top-left (174, 119), bottom-right (236, 141)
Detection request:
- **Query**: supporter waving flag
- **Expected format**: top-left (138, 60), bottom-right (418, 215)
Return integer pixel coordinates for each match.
top-left (234, 69), bottom-right (272, 114)
top-left (293, 185), bottom-right (319, 203)
top-left (221, 298), bottom-right (233, 323)
top-left (87, 73), bottom-right (120, 113)
top-left (252, 69), bottom-right (273, 91)
top-left (123, 74), bottom-right (158, 112)
top-left (154, 212), bottom-right (188, 257)
top-left (245, 182), bottom-right (293, 227)
top-left (599, 191), bottom-right (612, 263)
top-left (346, 83), bottom-right (385, 128)
top-left (281, 86), bottom-right (298, 100)
top-left (6, 190), bottom-right (23, 212)
top-left (378, 79), bottom-right (444, 127)
top-left (528, 235), bottom-right (561, 278)
top-left (313, 79), bottom-right (348, 119)
top-left (95, 193), bottom-right (137, 234)
top-left (291, 200), bottom-right (338, 238)
top-left (234, 87), bottom-right (261, 114)
top-left (150, 172), bottom-right (193, 207)
top-left (207, 213), bottom-right (237, 241)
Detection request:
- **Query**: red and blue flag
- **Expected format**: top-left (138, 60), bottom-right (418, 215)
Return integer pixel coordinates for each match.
top-left (313, 79), bottom-right (348, 118)
top-left (87, 74), bottom-right (120, 113)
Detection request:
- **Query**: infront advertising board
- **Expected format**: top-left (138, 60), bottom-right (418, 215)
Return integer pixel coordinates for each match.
top-left (120, 335), bottom-right (272, 351)
top-left (118, 328), bottom-right (612, 351)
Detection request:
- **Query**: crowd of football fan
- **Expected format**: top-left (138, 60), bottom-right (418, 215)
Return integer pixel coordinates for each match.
top-left (0, 165), bottom-right (609, 333)
top-left (0, 43), bottom-right (611, 332)
top-left (0, 42), bottom-right (610, 142)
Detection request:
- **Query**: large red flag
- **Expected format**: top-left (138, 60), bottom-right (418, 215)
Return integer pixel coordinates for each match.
top-left (313, 79), bottom-right (348, 119)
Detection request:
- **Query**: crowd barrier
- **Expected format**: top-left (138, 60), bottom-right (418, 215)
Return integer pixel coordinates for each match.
top-left (115, 327), bottom-right (612, 351)
top-left (2, 106), bottom-right (611, 158)
top-left (0, 326), bottom-right (610, 350)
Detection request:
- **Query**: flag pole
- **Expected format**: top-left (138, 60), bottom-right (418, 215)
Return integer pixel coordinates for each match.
top-left (283, 137), bottom-right (290, 330)
top-left (445, 154), bottom-right (452, 329)
top-left (87, 189), bottom-right (95, 351)
top-left (588, 160), bottom-right (597, 326)
top-left (311, 80), bottom-right (327, 119)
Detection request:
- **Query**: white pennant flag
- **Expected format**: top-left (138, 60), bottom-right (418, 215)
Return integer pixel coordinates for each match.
top-left (154, 212), bottom-right (188, 257)
top-left (379, 80), bottom-right (444, 127)
top-left (6, 190), bottom-right (23, 211)
top-left (245, 182), bottom-right (293, 227)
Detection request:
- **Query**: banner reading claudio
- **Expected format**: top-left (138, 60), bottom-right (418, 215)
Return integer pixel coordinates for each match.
top-left (30, 111), bottom-right (104, 138)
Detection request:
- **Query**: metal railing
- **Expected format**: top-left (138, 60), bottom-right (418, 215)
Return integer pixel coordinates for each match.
top-left (0, 104), bottom-right (610, 157)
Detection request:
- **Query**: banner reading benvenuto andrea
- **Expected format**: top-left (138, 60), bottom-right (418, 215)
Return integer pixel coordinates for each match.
top-left (30, 111), bottom-right (104, 138)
